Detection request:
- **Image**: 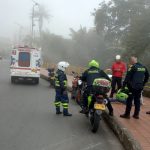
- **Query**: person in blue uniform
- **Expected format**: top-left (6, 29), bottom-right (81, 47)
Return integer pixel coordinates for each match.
top-left (120, 56), bottom-right (149, 119)
top-left (54, 61), bottom-right (72, 116)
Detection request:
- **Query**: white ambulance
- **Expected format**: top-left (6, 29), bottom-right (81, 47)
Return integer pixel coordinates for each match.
top-left (10, 46), bottom-right (41, 84)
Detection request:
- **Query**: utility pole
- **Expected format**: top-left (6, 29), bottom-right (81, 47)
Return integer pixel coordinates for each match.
top-left (31, 0), bottom-right (39, 46)
top-left (15, 23), bottom-right (23, 44)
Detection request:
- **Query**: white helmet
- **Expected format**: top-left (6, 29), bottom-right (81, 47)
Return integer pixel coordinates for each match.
top-left (116, 55), bottom-right (121, 60)
top-left (57, 61), bottom-right (70, 72)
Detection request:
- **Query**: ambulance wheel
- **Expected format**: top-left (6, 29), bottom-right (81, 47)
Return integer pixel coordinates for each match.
top-left (35, 78), bottom-right (39, 84)
top-left (11, 77), bottom-right (15, 84)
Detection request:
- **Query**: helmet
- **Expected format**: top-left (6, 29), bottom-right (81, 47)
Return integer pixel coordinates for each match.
top-left (116, 55), bottom-right (121, 60)
top-left (116, 88), bottom-right (128, 101)
top-left (88, 60), bottom-right (99, 68)
top-left (57, 61), bottom-right (69, 72)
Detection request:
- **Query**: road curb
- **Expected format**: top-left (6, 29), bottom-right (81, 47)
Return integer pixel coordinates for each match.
top-left (102, 112), bottom-right (142, 150)
top-left (40, 74), bottom-right (49, 81)
top-left (40, 72), bottom-right (142, 150)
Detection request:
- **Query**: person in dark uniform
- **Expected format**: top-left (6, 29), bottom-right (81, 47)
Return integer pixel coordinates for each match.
top-left (80, 60), bottom-right (114, 116)
top-left (120, 56), bottom-right (149, 119)
top-left (54, 61), bottom-right (72, 116)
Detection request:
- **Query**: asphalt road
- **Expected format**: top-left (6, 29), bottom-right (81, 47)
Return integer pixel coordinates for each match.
top-left (0, 61), bottom-right (124, 150)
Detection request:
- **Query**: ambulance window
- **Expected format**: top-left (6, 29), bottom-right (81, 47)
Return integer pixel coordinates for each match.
top-left (18, 52), bottom-right (30, 67)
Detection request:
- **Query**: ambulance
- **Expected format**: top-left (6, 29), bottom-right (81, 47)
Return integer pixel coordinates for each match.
top-left (10, 46), bottom-right (41, 84)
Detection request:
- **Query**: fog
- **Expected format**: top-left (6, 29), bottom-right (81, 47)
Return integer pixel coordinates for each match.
top-left (0, 0), bottom-right (149, 70)
top-left (0, 0), bottom-right (100, 38)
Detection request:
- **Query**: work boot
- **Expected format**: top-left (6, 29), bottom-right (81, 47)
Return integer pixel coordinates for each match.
top-left (133, 113), bottom-right (139, 119)
top-left (109, 111), bottom-right (114, 116)
top-left (56, 107), bottom-right (62, 115)
top-left (79, 107), bottom-right (89, 114)
top-left (79, 109), bottom-right (84, 114)
top-left (146, 111), bottom-right (150, 114)
top-left (120, 113), bottom-right (130, 119)
top-left (64, 113), bottom-right (72, 116)
top-left (56, 111), bottom-right (62, 115)
top-left (63, 109), bottom-right (72, 117)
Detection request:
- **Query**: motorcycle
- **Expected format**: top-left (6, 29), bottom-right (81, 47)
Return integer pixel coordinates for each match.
top-left (47, 68), bottom-right (55, 87)
top-left (71, 71), bottom-right (86, 105)
top-left (75, 79), bottom-right (86, 105)
top-left (87, 78), bottom-right (111, 133)
top-left (71, 71), bottom-right (80, 97)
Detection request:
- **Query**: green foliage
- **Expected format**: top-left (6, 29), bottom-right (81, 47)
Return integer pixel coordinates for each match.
top-left (24, 27), bottom-right (117, 68)
top-left (33, 4), bottom-right (50, 37)
top-left (123, 10), bottom-right (150, 56)
top-left (94, 0), bottom-right (150, 67)
top-left (94, 0), bottom-right (149, 43)
top-left (23, 0), bottom-right (150, 69)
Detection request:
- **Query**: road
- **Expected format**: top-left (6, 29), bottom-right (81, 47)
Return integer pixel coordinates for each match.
top-left (0, 61), bottom-right (124, 150)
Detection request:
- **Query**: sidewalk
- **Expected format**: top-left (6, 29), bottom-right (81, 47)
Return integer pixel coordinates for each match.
top-left (40, 68), bottom-right (150, 150)
top-left (112, 98), bottom-right (150, 150)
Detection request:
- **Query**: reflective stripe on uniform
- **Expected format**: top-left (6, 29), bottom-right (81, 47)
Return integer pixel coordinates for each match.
top-left (137, 68), bottom-right (146, 72)
top-left (62, 103), bottom-right (68, 109)
top-left (54, 101), bottom-right (61, 107)
top-left (88, 70), bottom-right (99, 74)
top-left (64, 80), bottom-right (67, 87)
top-left (55, 80), bottom-right (60, 87)
top-left (55, 79), bottom-right (67, 87)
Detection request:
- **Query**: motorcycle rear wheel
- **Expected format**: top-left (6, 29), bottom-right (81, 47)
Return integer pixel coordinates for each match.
top-left (91, 112), bottom-right (100, 133)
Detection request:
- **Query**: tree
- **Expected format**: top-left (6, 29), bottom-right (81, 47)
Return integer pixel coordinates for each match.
top-left (122, 9), bottom-right (150, 68)
top-left (93, 0), bottom-right (150, 47)
top-left (34, 5), bottom-right (50, 38)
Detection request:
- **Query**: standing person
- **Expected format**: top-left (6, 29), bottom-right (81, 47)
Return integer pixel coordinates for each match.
top-left (110, 55), bottom-right (126, 98)
top-left (54, 61), bottom-right (72, 116)
top-left (80, 60), bottom-right (114, 116)
top-left (47, 67), bottom-right (55, 87)
top-left (120, 56), bottom-right (149, 119)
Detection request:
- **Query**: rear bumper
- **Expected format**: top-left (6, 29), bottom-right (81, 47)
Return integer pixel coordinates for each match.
top-left (11, 74), bottom-right (40, 78)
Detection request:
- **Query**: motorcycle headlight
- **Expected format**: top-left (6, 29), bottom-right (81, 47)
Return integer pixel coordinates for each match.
top-left (78, 80), bottom-right (82, 85)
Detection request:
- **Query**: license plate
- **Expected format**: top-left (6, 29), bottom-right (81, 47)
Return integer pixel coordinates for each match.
top-left (94, 104), bottom-right (106, 110)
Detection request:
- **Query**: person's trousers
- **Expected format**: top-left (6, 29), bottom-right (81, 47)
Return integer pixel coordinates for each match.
top-left (106, 97), bottom-right (113, 113)
top-left (110, 76), bottom-right (122, 98)
top-left (54, 89), bottom-right (69, 114)
top-left (125, 88), bottom-right (142, 115)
